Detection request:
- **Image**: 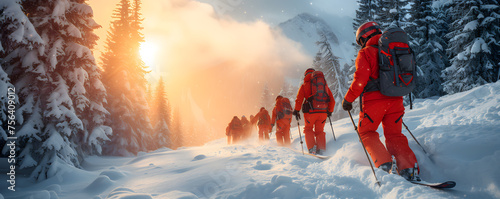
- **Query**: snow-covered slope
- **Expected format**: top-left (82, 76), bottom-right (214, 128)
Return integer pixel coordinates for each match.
top-left (277, 13), bottom-right (355, 67)
top-left (2, 82), bottom-right (500, 199)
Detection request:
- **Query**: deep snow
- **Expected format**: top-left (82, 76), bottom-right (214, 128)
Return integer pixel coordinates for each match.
top-left (1, 82), bottom-right (500, 199)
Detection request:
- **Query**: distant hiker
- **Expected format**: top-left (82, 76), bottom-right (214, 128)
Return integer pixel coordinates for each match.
top-left (253, 107), bottom-right (272, 141)
top-left (226, 125), bottom-right (231, 144)
top-left (227, 116), bottom-right (243, 144)
top-left (250, 115), bottom-right (256, 125)
top-left (293, 68), bottom-right (335, 155)
top-left (249, 114), bottom-right (258, 137)
top-left (240, 116), bottom-right (252, 140)
top-left (271, 96), bottom-right (293, 146)
top-left (343, 21), bottom-right (419, 181)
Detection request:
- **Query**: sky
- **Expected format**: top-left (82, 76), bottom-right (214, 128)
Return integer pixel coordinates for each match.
top-left (198, 0), bottom-right (357, 26)
top-left (87, 0), bottom-right (358, 145)
top-left (88, 0), bottom-right (357, 71)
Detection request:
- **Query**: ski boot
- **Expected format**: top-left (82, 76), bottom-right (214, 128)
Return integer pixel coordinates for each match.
top-left (391, 155), bottom-right (398, 174)
top-left (399, 163), bottom-right (421, 182)
top-left (316, 149), bottom-right (325, 155)
top-left (378, 155), bottom-right (398, 173)
top-left (378, 162), bottom-right (391, 173)
top-left (309, 145), bottom-right (317, 155)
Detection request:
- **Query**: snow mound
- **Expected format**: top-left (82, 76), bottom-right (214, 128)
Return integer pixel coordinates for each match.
top-left (20, 190), bottom-right (59, 199)
top-left (192, 154), bottom-right (207, 161)
top-left (106, 187), bottom-right (153, 199)
top-left (253, 160), bottom-right (273, 170)
top-left (158, 191), bottom-right (198, 199)
top-left (229, 175), bottom-right (312, 198)
top-left (99, 169), bottom-right (127, 181)
top-left (84, 175), bottom-right (114, 194)
top-left (45, 184), bottom-right (62, 194)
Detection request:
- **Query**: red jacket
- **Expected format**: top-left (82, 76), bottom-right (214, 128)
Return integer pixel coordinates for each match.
top-left (344, 34), bottom-right (402, 103)
top-left (294, 73), bottom-right (335, 113)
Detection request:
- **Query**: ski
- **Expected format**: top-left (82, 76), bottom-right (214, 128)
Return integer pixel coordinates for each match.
top-left (410, 180), bottom-right (456, 189)
top-left (292, 149), bottom-right (330, 159)
top-left (304, 152), bottom-right (330, 160)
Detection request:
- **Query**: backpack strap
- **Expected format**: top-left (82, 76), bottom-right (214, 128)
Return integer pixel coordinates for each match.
top-left (363, 45), bottom-right (380, 93)
top-left (364, 77), bottom-right (379, 93)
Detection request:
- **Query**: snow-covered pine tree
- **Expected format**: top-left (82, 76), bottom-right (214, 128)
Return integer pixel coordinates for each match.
top-left (312, 52), bottom-right (322, 71)
top-left (376, 0), bottom-right (410, 29)
top-left (352, 0), bottom-right (376, 53)
top-left (151, 77), bottom-right (172, 148)
top-left (101, 0), bottom-right (153, 156)
top-left (170, 105), bottom-right (183, 149)
top-left (65, 0), bottom-right (112, 157)
top-left (130, 0), bottom-right (146, 77)
top-left (0, 67), bottom-right (12, 150)
top-left (145, 82), bottom-right (154, 122)
top-left (378, 0), bottom-right (396, 28)
top-left (406, 0), bottom-right (447, 98)
top-left (287, 83), bottom-right (296, 101)
top-left (372, 0), bottom-right (387, 28)
top-left (2, 0), bottom-right (110, 180)
top-left (443, 0), bottom-right (500, 94)
top-left (315, 34), bottom-right (349, 119)
top-left (279, 82), bottom-right (296, 102)
top-left (1, 0), bottom-right (38, 153)
top-left (260, 84), bottom-right (273, 110)
top-left (353, 0), bottom-right (375, 29)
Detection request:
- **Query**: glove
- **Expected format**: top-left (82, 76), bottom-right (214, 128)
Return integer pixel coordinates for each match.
top-left (327, 111), bottom-right (332, 117)
top-left (292, 110), bottom-right (301, 120)
top-left (342, 98), bottom-right (353, 111)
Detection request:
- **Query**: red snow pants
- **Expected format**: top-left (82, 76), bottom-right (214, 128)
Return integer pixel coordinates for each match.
top-left (359, 98), bottom-right (418, 171)
top-left (258, 125), bottom-right (271, 141)
top-left (303, 113), bottom-right (327, 151)
top-left (276, 119), bottom-right (291, 146)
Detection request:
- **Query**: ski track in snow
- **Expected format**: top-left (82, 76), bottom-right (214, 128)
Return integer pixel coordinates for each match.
top-left (2, 82), bottom-right (500, 199)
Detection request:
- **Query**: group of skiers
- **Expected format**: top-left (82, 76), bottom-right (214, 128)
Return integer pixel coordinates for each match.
top-left (225, 96), bottom-right (294, 147)
top-left (225, 67), bottom-right (335, 154)
top-left (226, 21), bottom-right (421, 182)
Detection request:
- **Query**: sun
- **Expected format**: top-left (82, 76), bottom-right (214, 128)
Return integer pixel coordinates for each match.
top-left (140, 40), bottom-right (159, 67)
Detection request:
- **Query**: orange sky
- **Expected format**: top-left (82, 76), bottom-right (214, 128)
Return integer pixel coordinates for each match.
top-left (87, 0), bottom-right (310, 144)
top-left (87, 0), bottom-right (118, 65)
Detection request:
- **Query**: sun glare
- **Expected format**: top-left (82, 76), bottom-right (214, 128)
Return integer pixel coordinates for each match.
top-left (140, 40), bottom-right (159, 67)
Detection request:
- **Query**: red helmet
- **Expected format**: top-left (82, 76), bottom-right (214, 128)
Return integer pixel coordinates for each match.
top-left (356, 21), bottom-right (381, 47)
top-left (304, 68), bottom-right (315, 76)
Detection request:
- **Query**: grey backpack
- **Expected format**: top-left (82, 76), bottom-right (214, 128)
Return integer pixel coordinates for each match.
top-left (365, 26), bottom-right (416, 97)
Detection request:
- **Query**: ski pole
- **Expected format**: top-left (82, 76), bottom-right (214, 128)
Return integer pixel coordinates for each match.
top-left (402, 121), bottom-right (428, 154)
top-left (348, 110), bottom-right (381, 187)
top-left (328, 116), bottom-right (336, 141)
top-left (295, 115), bottom-right (304, 155)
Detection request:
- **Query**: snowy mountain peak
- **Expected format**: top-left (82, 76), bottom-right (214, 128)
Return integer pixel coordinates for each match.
top-left (277, 12), bottom-right (339, 56)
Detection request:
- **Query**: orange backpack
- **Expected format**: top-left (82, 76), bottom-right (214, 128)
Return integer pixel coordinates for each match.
top-left (258, 110), bottom-right (271, 126)
top-left (309, 71), bottom-right (330, 112)
top-left (276, 97), bottom-right (293, 121)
